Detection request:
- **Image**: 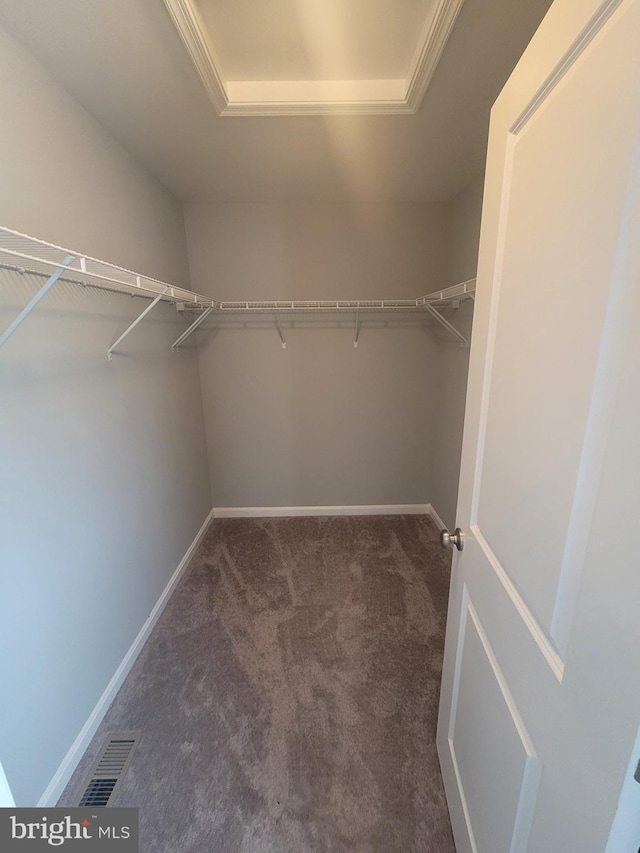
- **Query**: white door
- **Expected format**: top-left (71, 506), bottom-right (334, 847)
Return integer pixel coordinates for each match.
top-left (436, 1), bottom-right (640, 851)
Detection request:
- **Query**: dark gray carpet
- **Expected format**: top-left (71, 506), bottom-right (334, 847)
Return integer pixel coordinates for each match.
top-left (59, 515), bottom-right (455, 852)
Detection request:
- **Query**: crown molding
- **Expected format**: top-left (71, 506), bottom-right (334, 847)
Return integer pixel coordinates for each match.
top-left (405, 0), bottom-right (466, 112)
top-left (163, 0), bottom-right (228, 113)
top-left (163, 0), bottom-right (465, 117)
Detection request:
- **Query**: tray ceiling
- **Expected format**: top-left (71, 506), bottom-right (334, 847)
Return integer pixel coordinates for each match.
top-left (0, 0), bottom-right (555, 202)
top-left (163, 0), bottom-right (465, 115)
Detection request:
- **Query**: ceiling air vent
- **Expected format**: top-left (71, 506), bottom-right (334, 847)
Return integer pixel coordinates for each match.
top-left (77, 732), bottom-right (140, 808)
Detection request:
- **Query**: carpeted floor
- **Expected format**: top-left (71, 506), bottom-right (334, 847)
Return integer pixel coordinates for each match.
top-left (59, 515), bottom-right (456, 852)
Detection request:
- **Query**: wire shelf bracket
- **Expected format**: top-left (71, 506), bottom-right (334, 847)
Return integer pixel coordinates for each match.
top-left (0, 254), bottom-right (75, 350)
top-left (172, 305), bottom-right (214, 351)
top-left (275, 314), bottom-right (287, 349)
top-left (423, 303), bottom-right (469, 347)
top-left (107, 287), bottom-right (169, 360)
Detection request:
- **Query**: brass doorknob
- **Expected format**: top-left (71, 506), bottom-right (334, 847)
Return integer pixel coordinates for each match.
top-left (440, 527), bottom-right (464, 551)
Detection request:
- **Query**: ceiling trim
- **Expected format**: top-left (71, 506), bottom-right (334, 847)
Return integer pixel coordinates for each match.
top-left (405, 0), bottom-right (467, 111)
top-left (162, 0), bottom-right (466, 116)
top-left (162, 0), bottom-right (227, 113)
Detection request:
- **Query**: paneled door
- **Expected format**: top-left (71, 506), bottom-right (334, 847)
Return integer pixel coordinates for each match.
top-left (436, 1), bottom-right (640, 851)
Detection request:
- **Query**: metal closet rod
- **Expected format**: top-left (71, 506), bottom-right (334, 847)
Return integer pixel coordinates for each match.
top-left (0, 226), bottom-right (475, 356)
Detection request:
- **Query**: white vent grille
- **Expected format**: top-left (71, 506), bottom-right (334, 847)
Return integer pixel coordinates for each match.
top-left (77, 733), bottom-right (140, 808)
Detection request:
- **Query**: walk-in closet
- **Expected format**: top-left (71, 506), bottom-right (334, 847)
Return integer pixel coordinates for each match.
top-left (5, 1), bottom-right (638, 852)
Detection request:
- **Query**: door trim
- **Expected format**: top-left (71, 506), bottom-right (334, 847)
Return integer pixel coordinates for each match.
top-left (511, 0), bottom-right (627, 134)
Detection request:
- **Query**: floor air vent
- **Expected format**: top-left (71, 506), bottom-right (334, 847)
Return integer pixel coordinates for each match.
top-left (77, 732), bottom-right (140, 807)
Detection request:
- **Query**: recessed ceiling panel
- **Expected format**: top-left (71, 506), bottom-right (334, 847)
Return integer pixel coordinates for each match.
top-left (194, 0), bottom-right (436, 81)
top-left (164, 0), bottom-right (466, 115)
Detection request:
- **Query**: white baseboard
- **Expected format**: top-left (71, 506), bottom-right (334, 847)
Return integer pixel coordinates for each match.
top-left (426, 503), bottom-right (446, 530)
top-left (214, 504), bottom-right (432, 518)
top-left (37, 507), bottom-right (215, 807)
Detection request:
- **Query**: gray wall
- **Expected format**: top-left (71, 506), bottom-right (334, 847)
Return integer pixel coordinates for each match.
top-left (185, 202), bottom-right (448, 507)
top-left (0, 25), bottom-right (211, 805)
top-left (446, 173), bottom-right (485, 286)
top-left (430, 174), bottom-right (484, 528)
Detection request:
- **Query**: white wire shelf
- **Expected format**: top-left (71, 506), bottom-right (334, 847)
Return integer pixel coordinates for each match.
top-left (418, 278), bottom-right (476, 306)
top-left (0, 226), bottom-right (216, 307)
top-left (0, 225), bottom-right (475, 354)
top-left (179, 282), bottom-right (476, 314)
top-left (216, 299), bottom-right (423, 312)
